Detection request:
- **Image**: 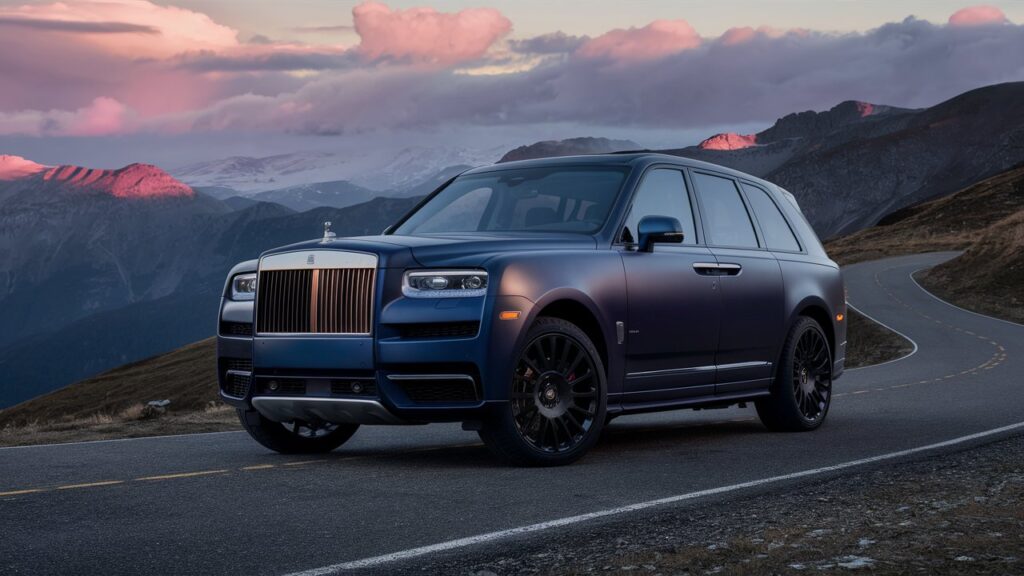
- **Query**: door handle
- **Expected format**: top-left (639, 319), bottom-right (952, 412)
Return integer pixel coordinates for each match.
top-left (692, 262), bottom-right (742, 276)
top-left (717, 263), bottom-right (742, 276)
top-left (692, 262), bottom-right (720, 276)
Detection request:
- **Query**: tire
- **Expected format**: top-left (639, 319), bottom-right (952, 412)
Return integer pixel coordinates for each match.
top-left (756, 316), bottom-right (833, 432)
top-left (479, 317), bottom-right (607, 466)
top-left (238, 409), bottom-right (359, 454)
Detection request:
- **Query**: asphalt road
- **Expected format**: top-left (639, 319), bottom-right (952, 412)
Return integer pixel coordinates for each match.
top-left (2, 251), bottom-right (1022, 576)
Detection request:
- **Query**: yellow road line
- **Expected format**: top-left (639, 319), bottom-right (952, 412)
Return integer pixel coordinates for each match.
top-left (282, 460), bottom-right (326, 467)
top-left (241, 464), bottom-right (275, 471)
top-left (136, 469), bottom-right (228, 481)
top-left (57, 480), bottom-right (124, 490)
top-left (0, 488), bottom-right (46, 497)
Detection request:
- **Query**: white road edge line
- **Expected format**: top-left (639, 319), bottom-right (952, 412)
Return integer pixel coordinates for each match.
top-left (0, 430), bottom-right (244, 451)
top-left (285, 421), bottom-right (1024, 575)
top-left (909, 268), bottom-right (1024, 329)
top-left (844, 301), bottom-right (919, 372)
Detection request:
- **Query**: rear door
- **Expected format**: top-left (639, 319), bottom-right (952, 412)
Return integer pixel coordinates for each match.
top-left (619, 167), bottom-right (721, 404)
top-left (690, 170), bottom-right (785, 394)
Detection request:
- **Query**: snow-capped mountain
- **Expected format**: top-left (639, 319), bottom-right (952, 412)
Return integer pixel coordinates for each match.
top-left (172, 145), bottom-right (507, 194)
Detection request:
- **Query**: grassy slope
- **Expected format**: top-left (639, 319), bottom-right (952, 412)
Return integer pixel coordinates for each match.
top-left (826, 164), bottom-right (1024, 324)
top-left (825, 165), bottom-right (1024, 266)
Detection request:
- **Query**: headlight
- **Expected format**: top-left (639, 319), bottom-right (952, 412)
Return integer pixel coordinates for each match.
top-left (230, 273), bottom-right (257, 301)
top-left (403, 270), bottom-right (487, 298)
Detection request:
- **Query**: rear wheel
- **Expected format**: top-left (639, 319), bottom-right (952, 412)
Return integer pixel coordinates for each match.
top-left (238, 409), bottom-right (359, 454)
top-left (756, 316), bottom-right (833, 431)
top-left (479, 317), bottom-right (607, 466)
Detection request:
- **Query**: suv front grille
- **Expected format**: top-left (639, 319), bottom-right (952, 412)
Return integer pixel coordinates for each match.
top-left (256, 267), bottom-right (375, 334)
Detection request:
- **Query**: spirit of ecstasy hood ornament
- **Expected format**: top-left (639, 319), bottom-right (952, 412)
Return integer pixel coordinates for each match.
top-left (320, 221), bottom-right (336, 243)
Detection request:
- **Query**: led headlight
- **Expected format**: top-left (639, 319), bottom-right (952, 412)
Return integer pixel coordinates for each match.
top-left (230, 273), bottom-right (258, 301)
top-left (403, 270), bottom-right (488, 298)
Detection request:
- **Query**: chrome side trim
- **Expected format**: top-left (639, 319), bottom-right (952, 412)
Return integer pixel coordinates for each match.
top-left (252, 396), bottom-right (408, 425)
top-left (386, 374), bottom-right (475, 382)
top-left (717, 361), bottom-right (772, 371)
top-left (626, 361), bottom-right (771, 379)
top-left (259, 250), bottom-right (377, 271)
top-left (627, 365), bottom-right (715, 379)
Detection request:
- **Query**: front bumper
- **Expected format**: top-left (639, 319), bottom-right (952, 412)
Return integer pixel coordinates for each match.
top-left (216, 294), bottom-right (533, 425)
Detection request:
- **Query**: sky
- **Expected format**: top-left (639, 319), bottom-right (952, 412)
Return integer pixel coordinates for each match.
top-left (0, 0), bottom-right (1022, 170)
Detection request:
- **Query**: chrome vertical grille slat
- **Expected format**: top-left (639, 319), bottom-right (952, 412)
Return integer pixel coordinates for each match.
top-left (256, 252), bottom-right (376, 335)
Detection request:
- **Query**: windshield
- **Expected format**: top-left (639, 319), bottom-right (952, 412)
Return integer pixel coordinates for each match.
top-left (393, 166), bottom-right (629, 235)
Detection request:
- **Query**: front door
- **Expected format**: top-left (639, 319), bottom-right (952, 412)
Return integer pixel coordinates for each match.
top-left (620, 168), bottom-right (721, 404)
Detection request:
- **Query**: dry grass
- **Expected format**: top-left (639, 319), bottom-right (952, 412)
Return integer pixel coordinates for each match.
top-left (0, 337), bottom-right (239, 446)
top-left (920, 210), bottom-right (1024, 324)
top-left (825, 165), bottom-right (1024, 266)
top-left (0, 401), bottom-right (238, 447)
top-left (845, 308), bottom-right (913, 369)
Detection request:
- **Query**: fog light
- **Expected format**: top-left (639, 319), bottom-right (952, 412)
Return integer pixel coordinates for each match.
top-left (268, 380), bottom-right (279, 391)
top-left (351, 382), bottom-right (364, 394)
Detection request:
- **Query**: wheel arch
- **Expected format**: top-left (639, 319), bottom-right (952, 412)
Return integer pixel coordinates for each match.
top-left (793, 298), bottom-right (836, 360)
top-left (534, 297), bottom-right (610, 375)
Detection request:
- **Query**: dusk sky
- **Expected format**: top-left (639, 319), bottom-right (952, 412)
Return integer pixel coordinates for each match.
top-left (1, 0), bottom-right (1022, 172)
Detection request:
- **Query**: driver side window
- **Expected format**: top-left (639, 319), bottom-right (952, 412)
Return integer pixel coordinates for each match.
top-left (621, 169), bottom-right (697, 244)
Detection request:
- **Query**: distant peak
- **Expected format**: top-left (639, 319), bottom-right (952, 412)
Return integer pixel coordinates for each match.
top-left (833, 100), bottom-right (881, 118)
top-left (698, 133), bottom-right (758, 150)
top-left (0, 155), bottom-right (48, 181)
top-left (41, 162), bottom-right (194, 199)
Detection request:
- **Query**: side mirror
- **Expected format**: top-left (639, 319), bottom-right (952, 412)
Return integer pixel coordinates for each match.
top-left (637, 215), bottom-right (684, 252)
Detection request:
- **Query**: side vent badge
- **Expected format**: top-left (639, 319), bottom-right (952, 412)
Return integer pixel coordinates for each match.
top-left (616, 321), bottom-right (625, 345)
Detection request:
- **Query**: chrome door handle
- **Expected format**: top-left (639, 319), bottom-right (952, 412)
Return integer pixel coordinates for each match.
top-left (717, 263), bottom-right (742, 276)
top-left (692, 262), bottom-right (720, 276)
top-left (692, 262), bottom-right (742, 276)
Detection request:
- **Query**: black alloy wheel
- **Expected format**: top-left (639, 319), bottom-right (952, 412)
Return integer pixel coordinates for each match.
top-left (756, 316), bottom-right (833, 431)
top-left (479, 317), bottom-right (607, 466)
top-left (510, 330), bottom-right (600, 453)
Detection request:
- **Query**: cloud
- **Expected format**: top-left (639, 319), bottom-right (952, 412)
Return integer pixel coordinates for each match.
top-left (2, 2), bottom-right (1024, 141)
top-left (175, 47), bottom-right (354, 73)
top-left (0, 97), bottom-right (132, 136)
top-left (508, 31), bottom-right (587, 55)
top-left (0, 0), bottom-right (238, 59)
top-left (0, 16), bottom-right (158, 34)
top-left (949, 5), bottom-right (1008, 26)
top-left (577, 20), bottom-right (701, 61)
top-left (352, 1), bottom-right (512, 64)
top-left (294, 24), bottom-right (354, 33)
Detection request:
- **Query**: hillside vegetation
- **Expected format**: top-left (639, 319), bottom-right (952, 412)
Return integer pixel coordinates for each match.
top-left (826, 164), bottom-right (1024, 323)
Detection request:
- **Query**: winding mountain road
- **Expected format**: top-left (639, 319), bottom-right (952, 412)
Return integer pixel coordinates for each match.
top-left (2, 252), bottom-right (1022, 576)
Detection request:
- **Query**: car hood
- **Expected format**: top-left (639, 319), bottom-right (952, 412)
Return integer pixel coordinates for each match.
top-left (262, 233), bottom-right (597, 268)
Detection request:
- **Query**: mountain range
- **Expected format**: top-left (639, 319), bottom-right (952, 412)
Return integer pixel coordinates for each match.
top-left (2, 81), bottom-right (1024, 408)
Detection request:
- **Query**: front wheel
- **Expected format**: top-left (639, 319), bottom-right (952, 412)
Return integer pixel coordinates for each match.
top-left (756, 316), bottom-right (833, 431)
top-left (479, 317), bottom-right (607, 466)
top-left (238, 409), bottom-right (359, 454)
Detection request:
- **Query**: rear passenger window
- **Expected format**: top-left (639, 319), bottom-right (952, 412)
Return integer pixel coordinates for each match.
top-left (691, 173), bottom-right (758, 248)
top-left (622, 169), bottom-right (697, 244)
top-left (742, 183), bottom-right (801, 252)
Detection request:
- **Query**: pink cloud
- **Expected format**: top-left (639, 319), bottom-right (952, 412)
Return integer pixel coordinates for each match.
top-left (718, 26), bottom-right (802, 46)
top-left (0, 97), bottom-right (133, 137)
top-left (948, 5), bottom-right (1008, 26)
top-left (352, 1), bottom-right (511, 65)
top-left (577, 20), bottom-right (701, 62)
top-left (0, 1), bottom-right (239, 58)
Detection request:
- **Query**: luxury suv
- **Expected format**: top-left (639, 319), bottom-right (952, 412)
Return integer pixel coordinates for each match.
top-left (217, 153), bottom-right (846, 466)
